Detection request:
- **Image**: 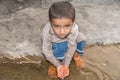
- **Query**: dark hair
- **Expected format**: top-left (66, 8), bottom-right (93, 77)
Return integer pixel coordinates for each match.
top-left (49, 1), bottom-right (75, 22)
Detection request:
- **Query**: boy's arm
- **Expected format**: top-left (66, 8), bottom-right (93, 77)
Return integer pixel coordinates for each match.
top-left (64, 33), bottom-right (86, 67)
top-left (64, 23), bottom-right (86, 67)
top-left (64, 38), bottom-right (76, 67)
top-left (42, 28), bottom-right (61, 68)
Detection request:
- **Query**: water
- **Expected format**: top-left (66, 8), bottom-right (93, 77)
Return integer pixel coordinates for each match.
top-left (0, 60), bottom-right (114, 80)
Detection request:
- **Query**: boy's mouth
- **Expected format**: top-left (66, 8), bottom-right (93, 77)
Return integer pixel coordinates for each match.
top-left (58, 34), bottom-right (66, 38)
top-left (58, 34), bottom-right (69, 39)
top-left (59, 36), bottom-right (65, 38)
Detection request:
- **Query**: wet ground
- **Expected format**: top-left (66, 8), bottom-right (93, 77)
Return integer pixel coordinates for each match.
top-left (0, 45), bottom-right (120, 80)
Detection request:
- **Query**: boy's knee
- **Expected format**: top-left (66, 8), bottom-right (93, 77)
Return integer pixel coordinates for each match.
top-left (76, 41), bottom-right (86, 55)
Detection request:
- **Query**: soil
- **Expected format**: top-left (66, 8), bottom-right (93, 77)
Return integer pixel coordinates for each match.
top-left (0, 45), bottom-right (120, 80)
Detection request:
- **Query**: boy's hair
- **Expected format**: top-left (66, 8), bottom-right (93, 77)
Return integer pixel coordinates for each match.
top-left (49, 1), bottom-right (75, 22)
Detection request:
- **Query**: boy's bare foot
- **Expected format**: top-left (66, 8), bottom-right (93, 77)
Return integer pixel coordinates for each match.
top-left (74, 57), bottom-right (84, 69)
top-left (73, 52), bottom-right (84, 69)
top-left (48, 64), bottom-right (57, 78)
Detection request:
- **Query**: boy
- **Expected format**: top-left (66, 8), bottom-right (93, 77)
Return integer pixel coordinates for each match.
top-left (42, 1), bottom-right (86, 79)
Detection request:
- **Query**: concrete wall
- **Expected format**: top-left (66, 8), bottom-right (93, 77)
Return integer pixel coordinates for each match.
top-left (0, 0), bottom-right (120, 15)
top-left (0, 0), bottom-right (120, 59)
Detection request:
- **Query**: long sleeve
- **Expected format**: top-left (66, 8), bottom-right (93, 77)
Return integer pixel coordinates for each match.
top-left (41, 24), bottom-right (61, 67)
top-left (64, 23), bottom-right (86, 66)
top-left (64, 42), bottom-right (76, 66)
top-left (64, 23), bottom-right (79, 66)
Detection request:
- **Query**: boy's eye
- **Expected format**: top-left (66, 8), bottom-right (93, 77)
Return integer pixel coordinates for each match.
top-left (54, 25), bottom-right (60, 28)
top-left (65, 25), bottom-right (70, 28)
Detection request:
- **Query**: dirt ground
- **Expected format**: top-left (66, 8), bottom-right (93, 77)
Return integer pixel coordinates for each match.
top-left (0, 45), bottom-right (120, 80)
top-left (83, 44), bottom-right (120, 80)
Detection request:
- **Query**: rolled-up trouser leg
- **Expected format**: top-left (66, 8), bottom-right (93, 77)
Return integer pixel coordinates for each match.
top-left (76, 40), bottom-right (86, 55)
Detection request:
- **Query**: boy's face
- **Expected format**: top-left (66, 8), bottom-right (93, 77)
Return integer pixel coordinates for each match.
top-left (51, 18), bottom-right (73, 39)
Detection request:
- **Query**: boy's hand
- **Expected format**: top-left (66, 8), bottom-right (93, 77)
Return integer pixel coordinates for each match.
top-left (57, 65), bottom-right (69, 79)
top-left (57, 65), bottom-right (64, 79)
top-left (63, 66), bottom-right (69, 77)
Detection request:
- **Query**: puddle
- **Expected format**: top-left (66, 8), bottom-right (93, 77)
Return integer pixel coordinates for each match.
top-left (0, 60), bottom-right (114, 80)
top-left (0, 63), bottom-right (48, 80)
top-left (80, 63), bottom-right (114, 80)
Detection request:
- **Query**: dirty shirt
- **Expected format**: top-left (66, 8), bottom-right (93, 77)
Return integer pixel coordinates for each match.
top-left (41, 22), bottom-right (86, 67)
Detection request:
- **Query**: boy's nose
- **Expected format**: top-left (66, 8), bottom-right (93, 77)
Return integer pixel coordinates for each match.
top-left (60, 28), bottom-right (64, 34)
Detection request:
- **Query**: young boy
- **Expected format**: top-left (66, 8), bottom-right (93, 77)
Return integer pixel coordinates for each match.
top-left (42, 1), bottom-right (86, 79)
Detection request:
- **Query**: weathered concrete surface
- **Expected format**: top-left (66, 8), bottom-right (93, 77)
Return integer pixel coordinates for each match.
top-left (0, 8), bottom-right (48, 58)
top-left (0, 3), bottom-right (120, 58)
top-left (75, 4), bottom-right (120, 44)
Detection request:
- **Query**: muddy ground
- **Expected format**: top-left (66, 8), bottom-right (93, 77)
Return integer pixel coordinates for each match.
top-left (0, 45), bottom-right (120, 80)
